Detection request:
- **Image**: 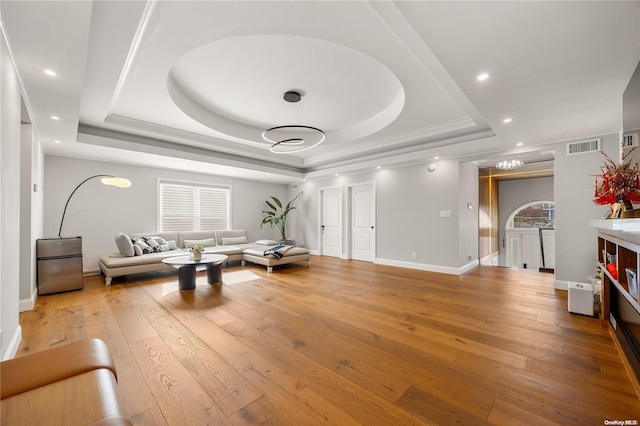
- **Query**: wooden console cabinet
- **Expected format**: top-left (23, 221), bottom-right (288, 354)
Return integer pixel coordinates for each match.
top-left (591, 220), bottom-right (640, 397)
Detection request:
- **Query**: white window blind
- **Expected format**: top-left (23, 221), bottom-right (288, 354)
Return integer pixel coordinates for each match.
top-left (159, 181), bottom-right (230, 231)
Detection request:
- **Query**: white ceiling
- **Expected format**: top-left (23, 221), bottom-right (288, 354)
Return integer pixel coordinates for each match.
top-left (1, 1), bottom-right (639, 184)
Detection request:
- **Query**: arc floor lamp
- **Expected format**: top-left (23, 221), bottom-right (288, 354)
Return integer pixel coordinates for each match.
top-left (58, 174), bottom-right (132, 238)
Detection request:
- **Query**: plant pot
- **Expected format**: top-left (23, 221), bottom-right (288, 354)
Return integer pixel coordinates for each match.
top-left (279, 239), bottom-right (296, 246)
top-left (192, 252), bottom-right (202, 261)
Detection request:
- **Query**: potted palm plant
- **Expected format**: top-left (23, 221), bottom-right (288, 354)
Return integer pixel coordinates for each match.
top-left (260, 192), bottom-right (302, 244)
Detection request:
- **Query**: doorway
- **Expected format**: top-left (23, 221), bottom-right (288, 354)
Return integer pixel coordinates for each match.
top-left (319, 186), bottom-right (342, 258)
top-left (348, 183), bottom-right (376, 262)
top-left (505, 201), bottom-right (555, 270)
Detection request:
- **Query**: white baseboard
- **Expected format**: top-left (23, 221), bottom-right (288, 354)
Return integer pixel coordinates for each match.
top-left (19, 286), bottom-right (38, 312)
top-left (555, 280), bottom-right (569, 290)
top-left (459, 259), bottom-right (480, 274)
top-left (375, 258), bottom-right (477, 276)
top-left (309, 250), bottom-right (320, 256)
top-left (2, 325), bottom-right (22, 361)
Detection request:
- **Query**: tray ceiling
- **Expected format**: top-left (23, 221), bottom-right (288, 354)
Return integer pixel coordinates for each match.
top-left (1, 1), bottom-right (638, 182)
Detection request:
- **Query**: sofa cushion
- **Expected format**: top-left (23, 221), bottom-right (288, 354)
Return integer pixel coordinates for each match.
top-left (256, 239), bottom-right (278, 245)
top-left (178, 231), bottom-right (216, 248)
top-left (203, 245), bottom-right (245, 255)
top-left (184, 238), bottom-right (216, 248)
top-left (115, 233), bottom-right (135, 257)
top-left (221, 236), bottom-right (248, 245)
top-left (100, 251), bottom-right (186, 268)
top-left (215, 229), bottom-right (248, 245)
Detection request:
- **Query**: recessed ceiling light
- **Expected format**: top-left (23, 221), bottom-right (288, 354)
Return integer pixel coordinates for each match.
top-left (377, 166), bottom-right (381, 170)
top-left (434, 156), bottom-right (439, 160)
top-left (477, 73), bottom-right (490, 81)
top-left (516, 142), bottom-right (524, 146)
top-left (503, 118), bottom-right (513, 124)
top-left (335, 173), bottom-right (339, 176)
top-left (44, 69), bottom-right (57, 77)
top-left (53, 140), bottom-right (61, 144)
top-left (50, 115), bottom-right (60, 120)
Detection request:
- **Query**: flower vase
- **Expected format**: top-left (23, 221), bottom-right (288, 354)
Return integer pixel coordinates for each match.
top-left (609, 202), bottom-right (623, 219)
top-left (193, 252), bottom-right (202, 261)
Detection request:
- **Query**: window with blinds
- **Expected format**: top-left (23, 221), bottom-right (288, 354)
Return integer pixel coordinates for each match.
top-left (159, 181), bottom-right (230, 231)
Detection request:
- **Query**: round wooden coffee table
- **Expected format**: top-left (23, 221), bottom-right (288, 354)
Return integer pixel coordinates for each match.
top-left (162, 254), bottom-right (228, 290)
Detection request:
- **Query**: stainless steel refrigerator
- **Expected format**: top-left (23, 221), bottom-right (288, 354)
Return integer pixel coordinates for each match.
top-left (36, 237), bottom-right (84, 295)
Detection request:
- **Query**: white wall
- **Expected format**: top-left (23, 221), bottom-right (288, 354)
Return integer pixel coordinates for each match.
top-left (1, 30), bottom-right (22, 360)
top-left (554, 133), bottom-right (620, 288)
top-left (44, 156), bottom-right (289, 274)
top-left (497, 176), bottom-right (554, 266)
top-left (458, 162), bottom-right (479, 267)
top-left (297, 160), bottom-right (478, 274)
top-left (19, 123), bottom-right (43, 308)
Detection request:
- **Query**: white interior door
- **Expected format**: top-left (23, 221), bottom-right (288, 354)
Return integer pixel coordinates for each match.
top-left (321, 187), bottom-right (341, 258)
top-left (351, 184), bottom-right (375, 262)
top-left (522, 234), bottom-right (541, 269)
top-left (541, 230), bottom-right (555, 269)
top-left (506, 228), bottom-right (555, 269)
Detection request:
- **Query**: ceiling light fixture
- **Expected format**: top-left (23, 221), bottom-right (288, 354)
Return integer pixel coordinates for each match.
top-left (503, 117), bottom-right (513, 124)
top-left (44, 69), bottom-right (57, 77)
top-left (496, 159), bottom-right (524, 170)
top-left (477, 73), bottom-right (490, 81)
top-left (50, 115), bottom-right (60, 120)
top-left (262, 90), bottom-right (325, 154)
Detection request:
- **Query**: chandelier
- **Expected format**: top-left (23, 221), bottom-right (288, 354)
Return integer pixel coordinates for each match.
top-left (262, 91), bottom-right (326, 154)
top-left (496, 159), bottom-right (524, 170)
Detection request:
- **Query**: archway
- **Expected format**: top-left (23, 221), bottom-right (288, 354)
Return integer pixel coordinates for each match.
top-left (505, 201), bottom-right (555, 269)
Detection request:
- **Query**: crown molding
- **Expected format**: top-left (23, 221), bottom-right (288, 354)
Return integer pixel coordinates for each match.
top-left (303, 116), bottom-right (477, 167)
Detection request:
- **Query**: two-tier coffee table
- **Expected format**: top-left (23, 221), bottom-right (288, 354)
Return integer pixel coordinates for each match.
top-left (162, 254), bottom-right (228, 290)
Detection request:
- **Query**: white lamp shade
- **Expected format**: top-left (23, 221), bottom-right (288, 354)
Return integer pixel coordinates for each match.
top-left (101, 177), bottom-right (132, 188)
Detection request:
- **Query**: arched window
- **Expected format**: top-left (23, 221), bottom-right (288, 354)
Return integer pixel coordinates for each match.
top-left (506, 201), bottom-right (555, 229)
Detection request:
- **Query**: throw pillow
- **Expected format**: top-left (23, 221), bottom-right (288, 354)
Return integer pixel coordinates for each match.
top-left (255, 239), bottom-right (278, 245)
top-left (115, 233), bottom-right (135, 257)
top-left (133, 245), bottom-right (143, 256)
top-left (143, 236), bottom-right (171, 252)
top-left (167, 240), bottom-right (178, 250)
top-left (184, 238), bottom-right (216, 248)
top-left (221, 236), bottom-right (249, 245)
top-left (133, 238), bottom-right (153, 254)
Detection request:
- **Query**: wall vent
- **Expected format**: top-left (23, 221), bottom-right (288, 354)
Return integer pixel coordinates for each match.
top-left (566, 138), bottom-right (601, 156)
top-left (622, 133), bottom-right (639, 148)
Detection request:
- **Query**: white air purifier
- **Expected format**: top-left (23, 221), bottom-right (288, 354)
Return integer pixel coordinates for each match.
top-left (568, 282), bottom-right (594, 316)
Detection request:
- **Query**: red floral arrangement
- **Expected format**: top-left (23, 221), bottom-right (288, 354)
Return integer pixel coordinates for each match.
top-left (593, 149), bottom-right (640, 205)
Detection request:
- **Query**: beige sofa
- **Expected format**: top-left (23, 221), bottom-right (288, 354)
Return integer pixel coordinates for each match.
top-left (98, 229), bottom-right (310, 285)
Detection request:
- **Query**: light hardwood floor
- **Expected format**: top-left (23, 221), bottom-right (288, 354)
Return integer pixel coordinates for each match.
top-left (17, 256), bottom-right (640, 425)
